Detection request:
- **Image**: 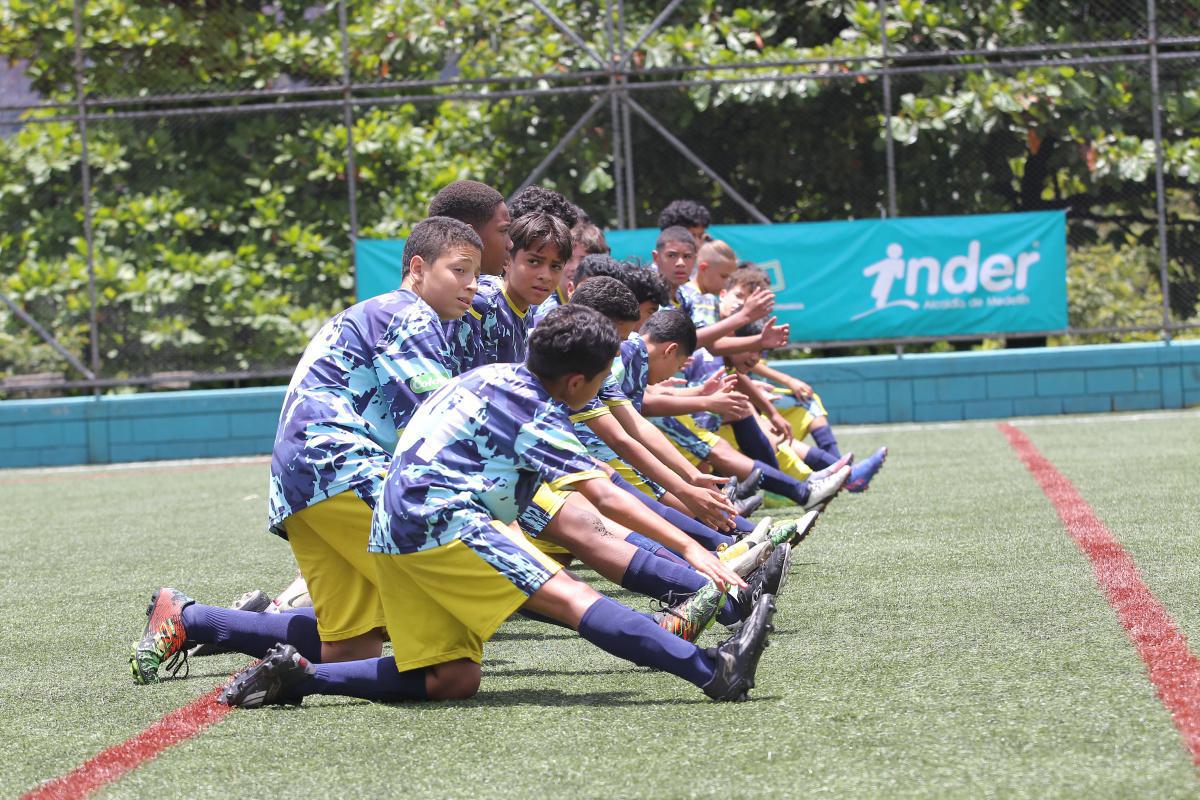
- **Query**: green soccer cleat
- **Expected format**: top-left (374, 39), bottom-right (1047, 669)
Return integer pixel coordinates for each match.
top-left (651, 581), bottom-right (727, 643)
top-left (767, 520), bottom-right (799, 547)
top-left (129, 587), bottom-right (195, 685)
top-left (219, 644), bottom-right (316, 709)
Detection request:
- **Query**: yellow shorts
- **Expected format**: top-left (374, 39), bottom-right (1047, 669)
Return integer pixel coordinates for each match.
top-left (374, 520), bottom-right (564, 671)
top-left (666, 414), bottom-right (723, 466)
top-left (284, 491), bottom-right (386, 642)
top-left (518, 483), bottom-right (572, 555)
top-left (780, 392), bottom-right (827, 440)
top-left (606, 458), bottom-right (659, 498)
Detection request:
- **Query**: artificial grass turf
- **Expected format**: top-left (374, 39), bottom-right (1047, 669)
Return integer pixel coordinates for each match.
top-left (1, 414), bottom-right (1197, 798)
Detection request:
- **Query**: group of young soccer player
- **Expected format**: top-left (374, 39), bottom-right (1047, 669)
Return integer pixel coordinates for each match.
top-left (127, 184), bottom-right (888, 705)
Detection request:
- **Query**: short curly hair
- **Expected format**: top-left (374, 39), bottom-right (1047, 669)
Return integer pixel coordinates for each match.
top-left (657, 199), bottom-right (711, 231)
top-left (509, 186), bottom-right (579, 228)
top-left (427, 180), bottom-right (504, 228)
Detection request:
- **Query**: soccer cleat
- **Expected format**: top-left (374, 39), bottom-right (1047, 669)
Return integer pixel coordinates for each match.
top-left (189, 590), bottom-right (272, 658)
top-left (740, 543), bottom-right (791, 604)
top-left (788, 508), bottom-right (822, 545)
top-left (733, 494), bottom-right (764, 517)
top-left (650, 581), bottom-right (727, 643)
top-left (219, 644), bottom-right (315, 708)
top-left (803, 464), bottom-right (851, 511)
top-left (845, 446), bottom-right (888, 493)
top-left (725, 467), bottom-right (763, 502)
top-left (725, 539), bottom-right (774, 578)
top-left (766, 520), bottom-right (799, 547)
top-left (129, 587), bottom-right (195, 685)
top-left (738, 515), bottom-right (773, 544)
top-left (703, 593), bottom-right (777, 701)
top-left (265, 574), bottom-right (312, 614)
top-left (809, 452), bottom-right (853, 482)
top-left (718, 538), bottom-right (752, 563)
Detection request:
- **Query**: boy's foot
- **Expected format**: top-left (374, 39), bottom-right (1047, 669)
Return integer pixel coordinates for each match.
top-left (804, 465), bottom-right (851, 511)
top-left (788, 509), bottom-right (822, 545)
top-left (845, 446), bottom-right (888, 493)
top-left (189, 590), bottom-right (271, 657)
top-left (810, 453), bottom-right (853, 482)
top-left (266, 574), bottom-right (312, 614)
top-left (703, 594), bottom-right (777, 701)
top-left (725, 467), bottom-right (763, 502)
top-left (219, 644), bottom-right (315, 708)
top-left (733, 515), bottom-right (773, 545)
top-left (733, 494), bottom-right (764, 517)
top-left (651, 581), bottom-right (726, 643)
top-left (726, 539), bottom-right (774, 578)
top-left (129, 588), bottom-right (195, 685)
top-left (742, 543), bottom-right (791, 605)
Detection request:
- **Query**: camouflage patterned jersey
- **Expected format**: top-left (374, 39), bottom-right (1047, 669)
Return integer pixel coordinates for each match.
top-left (268, 289), bottom-right (454, 536)
top-left (451, 280), bottom-right (534, 370)
top-left (677, 282), bottom-right (720, 329)
top-left (682, 347), bottom-right (727, 433)
top-left (571, 333), bottom-right (649, 459)
top-left (369, 363), bottom-right (607, 555)
top-left (530, 285), bottom-right (566, 325)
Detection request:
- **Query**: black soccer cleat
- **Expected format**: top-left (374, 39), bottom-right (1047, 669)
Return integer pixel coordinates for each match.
top-left (733, 494), bottom-right (764, 517)
top-left (218, 644), bottom-right (315, 709)
top-left (746, 543), bottom-right (791, 603)
top-left (703, 594), bottom-right (777, 702)
top-left (725, 467), bottom-right (763, 502)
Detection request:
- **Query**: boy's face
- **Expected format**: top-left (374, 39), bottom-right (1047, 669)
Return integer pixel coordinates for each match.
top-left (562, 241), bottom-right (588, 289)
top-left (558, 364), bottom-right (613, 411)
top-left (719, 283), bottom-right (755, 319)
top-left (697, 255), bottom-right (737, 295)
top-left (476, 203), bottom-right (513, 276)
top-left (725, 349), bottom-right (761, 373)
top-left (645, 340), bottom-right (689, 384)
top-left (652, 239), bottom-right (696, 289)
top-left (406, 245), bottom-right (481, 321)
top-left (506, 242), bottom-right (564, 310)
top-left (636, 300), bottom-right (657, 329)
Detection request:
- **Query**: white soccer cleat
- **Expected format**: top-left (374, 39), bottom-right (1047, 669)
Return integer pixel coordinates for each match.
top-left (804, 465), bottom-right (851, 511)
top-left (266, 574), bottom-right (312, 614)
top-left (726, 539), bottom-right (775, 578)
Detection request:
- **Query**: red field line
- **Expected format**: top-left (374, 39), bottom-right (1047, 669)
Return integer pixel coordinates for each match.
top-left (21, 688), bottom-right (232, 800)
top-left (1000, 422), bottom-right (1200, 763)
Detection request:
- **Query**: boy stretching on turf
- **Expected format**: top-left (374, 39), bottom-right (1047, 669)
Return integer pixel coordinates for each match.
top-left (220, 306), bottom-right (776, 706)
top-left (129, 217), bottom-right (484, 683)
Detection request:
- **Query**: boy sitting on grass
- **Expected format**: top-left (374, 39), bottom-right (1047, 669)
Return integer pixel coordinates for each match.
top-left (220, 306), bottom-right (777, 706)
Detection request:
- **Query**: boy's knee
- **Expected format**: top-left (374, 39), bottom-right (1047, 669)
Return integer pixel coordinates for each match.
top-left (427, 660), bottom-right (481, 700)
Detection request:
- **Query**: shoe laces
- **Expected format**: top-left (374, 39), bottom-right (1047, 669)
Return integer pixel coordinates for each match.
top-left (649, 590), bottom-right (693, 618)
top-left (163, 647), bottom-right (189, 679)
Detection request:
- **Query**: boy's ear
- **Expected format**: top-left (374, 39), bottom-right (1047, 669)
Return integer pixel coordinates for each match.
top-left (663, 342), bottom-right (678, 358)
top-left (565, 279), bottom-right (576, 297)
top-left (406, 254), bottom-right (426, 282)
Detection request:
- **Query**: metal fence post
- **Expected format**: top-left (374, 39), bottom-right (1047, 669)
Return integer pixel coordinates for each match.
top-left (1147, 0), bottom-right (1172, 341)
top-left (72, 0), bottom-right (100, 392)
top-left (338, 0), bottom-right (360, 253)
top-left (880, 0), bottom-right (898, 218)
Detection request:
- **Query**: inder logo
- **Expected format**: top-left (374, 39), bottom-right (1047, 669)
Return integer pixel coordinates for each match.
top-left (852, 241), bottom-right (1041, 321)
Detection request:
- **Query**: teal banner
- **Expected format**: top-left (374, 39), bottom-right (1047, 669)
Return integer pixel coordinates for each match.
top-left (356, 210), bottom-right (1067, 341)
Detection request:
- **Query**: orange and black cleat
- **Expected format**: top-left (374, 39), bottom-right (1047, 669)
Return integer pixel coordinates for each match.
top-left (129, 587), bottom-right (195, 685)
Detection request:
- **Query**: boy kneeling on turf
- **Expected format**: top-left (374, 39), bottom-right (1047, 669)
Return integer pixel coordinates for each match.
top-left (220, 306), bottom-right (777, 706)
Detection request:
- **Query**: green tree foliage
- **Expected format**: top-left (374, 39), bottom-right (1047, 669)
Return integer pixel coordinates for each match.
top-left (0, 0), bottom-right (1195, 389)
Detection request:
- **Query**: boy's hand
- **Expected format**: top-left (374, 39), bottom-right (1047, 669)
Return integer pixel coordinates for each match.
top-left (678, 485), bottom-right (736, 531)
top-left (706, 390), bottom-right (752, 419)
top-left (790, 378), bottom-right (813, 400)
top-left (758, 317), bottom-right (790, 349)
top-left (768, 410), bottom-right (793, 443)
top-left (698, 371), bottom-right (736, 397)
top-left (684, 543), bottom-right (748, 592)
top-left (737, 288), bottom-right (774, 323)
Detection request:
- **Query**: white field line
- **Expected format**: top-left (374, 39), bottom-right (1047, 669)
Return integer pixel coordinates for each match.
top-left (1, 454), bottom-right (268, 478)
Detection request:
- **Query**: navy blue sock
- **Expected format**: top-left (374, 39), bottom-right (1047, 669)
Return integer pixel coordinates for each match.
top-left (801, 446), bottom-right (839, 470)
top-left (289, 656), bottom-right (428, 702)
top-left (733, 515), bottom-right (754, 533)
top-left (577, 596), bottom-right (715, 688)
top-left (730, 417), bottom-right (777, 466)
top-left (608, 464), bottom-right (734, 550)
top-left (754, 460), bottom-right (810, 505)
top-left (620, 548), bottom-right (708, 603)
top-left (182, 603), bottom-right (323, 663)
top-left (624, 532), bottom-right (689, 566)
top-left (811, 424), bottom-right (840, 458)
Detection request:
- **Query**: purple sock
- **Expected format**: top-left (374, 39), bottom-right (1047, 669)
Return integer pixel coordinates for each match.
top-left (811, 424), bottom-right (840, 458)
top-left (730, 417), bottom-right (777, 466)
top-left (620, 548), bottom-right (706, 601)
top-left (611, 471), bottom-right (733, 550)
top-left (754, 460), bottom-right (810, 505)
top-left (624, 532), bottom-right (689, 566)
top-left (182, 603), bottom-right (323, 662)
top-left (577, 596), bottom-right (715, 688)
top-left (801, 446), bottom-right (839, 470)
top-left (288, 656), bottom-right (428, 703)
top-left (733, 515), bottom-right (754, 533)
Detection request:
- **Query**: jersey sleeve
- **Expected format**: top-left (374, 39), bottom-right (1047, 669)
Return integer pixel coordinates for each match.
top-left (567, 395), bottom-right (612, 424)
top-left (514, 404), bottom-right (607, 491)
top-left (372, 312), bottom-right (453, 433)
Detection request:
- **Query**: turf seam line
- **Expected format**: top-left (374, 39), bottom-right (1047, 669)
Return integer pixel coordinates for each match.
top-left (999, 422), bottom-right (1200, 765)
top-left (21, 688), bottom-right (232, 800)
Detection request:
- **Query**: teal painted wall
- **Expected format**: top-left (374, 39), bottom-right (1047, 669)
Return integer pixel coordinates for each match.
top-left (1, 341), bottom-right (1197, 469)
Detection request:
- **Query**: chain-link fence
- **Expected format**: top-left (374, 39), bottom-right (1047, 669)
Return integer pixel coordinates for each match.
top-left (1, 0), bottom-right (1198, 396)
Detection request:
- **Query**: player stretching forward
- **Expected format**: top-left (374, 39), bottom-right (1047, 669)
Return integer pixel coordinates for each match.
top-left (220, 306), bottom-right (777, 706)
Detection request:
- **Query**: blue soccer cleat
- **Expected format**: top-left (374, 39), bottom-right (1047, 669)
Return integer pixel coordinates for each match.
top-left (845, 446), bottom-right (888, 493)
